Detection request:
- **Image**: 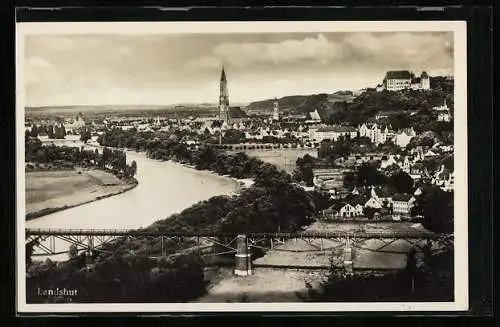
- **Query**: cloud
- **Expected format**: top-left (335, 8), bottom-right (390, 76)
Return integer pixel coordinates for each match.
top-left (23, 32), bottom-right (455, 106)
top-left (191, 32), bottom-right (453, 73)
top-left (25, 56), bottom-right (58, 86)
top-left (187, 56), bottom-right (221, 70)
top-left (211, 34), bottom-right (340, 67)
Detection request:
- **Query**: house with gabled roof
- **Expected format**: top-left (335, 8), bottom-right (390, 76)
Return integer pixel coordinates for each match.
top-left (322, 202), bottom-right (358, 219)
top-left (391, 193), bottom-right (416, 215)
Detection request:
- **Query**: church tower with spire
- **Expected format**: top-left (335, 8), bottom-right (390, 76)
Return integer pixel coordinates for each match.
top-left (218, 66), bottom-right (230, 123)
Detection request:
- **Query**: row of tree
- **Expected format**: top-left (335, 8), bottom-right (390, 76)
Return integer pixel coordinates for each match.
top-left (26, 124), bottom-right (67, 139)
top-left (25, 137), bottom-right (137, 180)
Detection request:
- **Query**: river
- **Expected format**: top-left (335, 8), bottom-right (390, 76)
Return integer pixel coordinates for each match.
top-left (26, 138), bottom-right (239, 258)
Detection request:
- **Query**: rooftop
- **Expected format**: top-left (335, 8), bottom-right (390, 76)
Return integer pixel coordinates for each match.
top-left (385, 70), bottom-right (412, 80)
top-left (392, 193), bottom-right (413, 202)
top-left (316, 125), bottom-right (357, 133)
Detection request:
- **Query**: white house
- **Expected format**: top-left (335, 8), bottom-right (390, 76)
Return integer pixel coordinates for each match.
top-left (391, 193), bottom-right (416, 216)
top-left (308, 109), bottom-right (322, 122)
top-left (394, 128), bottom-right (416, 148)
top-left (358, 123), bottom-right (392, 146)
top-left (362, 197), bottom-right (382, 210)
top-left (323, 202), bottom-right (358, 219)
top-left (433, 100), bottom-right (452, 122)
top-left (309, 125), bottom-right (357, 142)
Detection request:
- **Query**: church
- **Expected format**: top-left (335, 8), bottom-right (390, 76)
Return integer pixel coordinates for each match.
top-left (216, 66), bottom-right (249, 126)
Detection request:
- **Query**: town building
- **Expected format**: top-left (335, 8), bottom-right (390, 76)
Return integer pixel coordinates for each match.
top-left (432, 164), bottom-right (454, 192)
top-left (391, 193), bottom-right (416, 216)
top-left (323, 202), bottom-right (358, 219)
top-left (433, 99), bottom-right (452, 122)
top-left (358, 123), bottom-right (392, 146)
top-left (309, 125), bottom-right (358, 142)
top-left (394, 127), bottom-right (416, 148)
top-left (272, 97), bottom-right (280, 121)
top-left (383, 70), bottom-right (431, 91)
top-left (64, 112), bottom-right (86, 135)
top-left (312, 168), bottom-right (349, 192)
top-left (305, 109), bottom-right (322, 124)
top-left (383, 70), bottom-right (412, 91)
top-left (410, 71), bottom-right (431, 90)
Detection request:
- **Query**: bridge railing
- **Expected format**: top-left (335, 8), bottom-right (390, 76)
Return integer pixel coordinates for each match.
top-left (25, 228), bottom-right (445, 240)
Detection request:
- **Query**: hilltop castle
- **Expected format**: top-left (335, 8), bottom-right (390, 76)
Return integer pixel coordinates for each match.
top-left (378, 70), bottom-right (431, 92)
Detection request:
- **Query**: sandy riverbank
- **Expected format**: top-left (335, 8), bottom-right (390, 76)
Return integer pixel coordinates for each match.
top-left (162, 159), bottom-right (253, 193)
top-left (196, 267), bottom-right (326, 303)
top-left (25, 168), bottom-right (138, 220)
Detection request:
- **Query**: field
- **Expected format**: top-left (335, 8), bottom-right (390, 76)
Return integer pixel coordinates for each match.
top-left (233, 148), bottom-right (318, 174)
top-left (25, 168), bottom-right (135, 219)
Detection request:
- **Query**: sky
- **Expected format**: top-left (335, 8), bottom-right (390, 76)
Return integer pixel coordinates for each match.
top-left (24, 32), bottom-right (454, 107)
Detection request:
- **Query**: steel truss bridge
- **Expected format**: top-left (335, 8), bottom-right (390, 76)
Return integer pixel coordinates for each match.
top-left (26, 228), bottom-right (450, 263)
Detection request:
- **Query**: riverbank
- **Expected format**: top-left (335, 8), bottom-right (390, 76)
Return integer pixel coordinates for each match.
top-left (196, 267), bottom-right (325, 302)
top-left (153, 159), bottom-right (244, 194)
top-left (25, 168), bottom-right (138, 220)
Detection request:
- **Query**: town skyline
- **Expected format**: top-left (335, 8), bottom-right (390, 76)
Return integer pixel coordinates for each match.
top-left (24, 32), bottom-right (453, 107)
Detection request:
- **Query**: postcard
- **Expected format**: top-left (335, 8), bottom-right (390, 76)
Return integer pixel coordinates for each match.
top-left (17, 20), bottom-right (468, 313)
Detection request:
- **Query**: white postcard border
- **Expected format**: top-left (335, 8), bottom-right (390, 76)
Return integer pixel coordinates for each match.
top-left (16, 20), bottom-right (468, 313)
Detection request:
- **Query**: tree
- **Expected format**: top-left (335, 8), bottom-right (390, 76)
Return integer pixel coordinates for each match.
top-left (363, 207), bottom-right (379, 220)
top-left (415, 187), bottom-right (453, 233)
top-left (29, 124), bottom-right (38, 137)
top-left (222, 129), bottom-right (245, 144)
top-left (80, 128), bottom-right (92, 143)
top-left (68, 245), bottom-right (78, 260)
top-left (26, 238), bottom-right (39, 266)
top-left (356, 163), bottom-right (388, 186)
top-left (129, 160), bottom-right (137, 177)
top-left (391, 171), bottom-right (414, 194)
top-left (54, 125), bottom-right (66, 139)
top-left (47, 125), bottom-right (55, 139)
top-left (296, 154), bottom-right (316, 186)
top-left (343, 171), bottom-right (357, 189)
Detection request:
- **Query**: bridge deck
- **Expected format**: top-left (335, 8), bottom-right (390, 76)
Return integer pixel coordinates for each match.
top-left (25, 228), bottom-right (443, 239)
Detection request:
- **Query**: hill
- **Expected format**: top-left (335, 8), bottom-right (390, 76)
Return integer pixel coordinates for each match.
top-left (329, 77), bottom-right (454, 126)
top-left (245, 91), bottom-right (356, 119)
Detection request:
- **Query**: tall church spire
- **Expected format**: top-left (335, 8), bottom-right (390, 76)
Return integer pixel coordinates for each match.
top-left (218, 66), bottom-right (230, 123)
top-left (220, 65), bottom-right (227, 82)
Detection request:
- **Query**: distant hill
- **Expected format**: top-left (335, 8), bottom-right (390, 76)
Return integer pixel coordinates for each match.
top-left (25, 105), bottom-right (175, 114)
top-left (245, 91), bottom-right (355, 119)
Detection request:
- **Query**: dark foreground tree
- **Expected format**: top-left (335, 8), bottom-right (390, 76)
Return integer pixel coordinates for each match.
top-left (391, 171), bottom-right (414, 194)
top-left (415, 186), bottom-right (454, 233)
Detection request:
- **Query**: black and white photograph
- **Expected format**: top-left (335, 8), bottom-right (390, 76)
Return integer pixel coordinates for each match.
top-left (17, 21), bottom-right (468, 312)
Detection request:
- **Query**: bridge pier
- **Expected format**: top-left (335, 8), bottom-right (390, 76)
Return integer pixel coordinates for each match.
top-left (234, 235), bottom-right (252, 276)
top-left (343, 236), bottom-right (353, 275)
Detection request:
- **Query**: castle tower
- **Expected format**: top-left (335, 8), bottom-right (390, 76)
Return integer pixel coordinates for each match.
top-left (218, 66), bottom-right (231, 123)
top-left (272, 97), bottom-right (280, 121)
top-left (420, 71), bottom-right (430, 90)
